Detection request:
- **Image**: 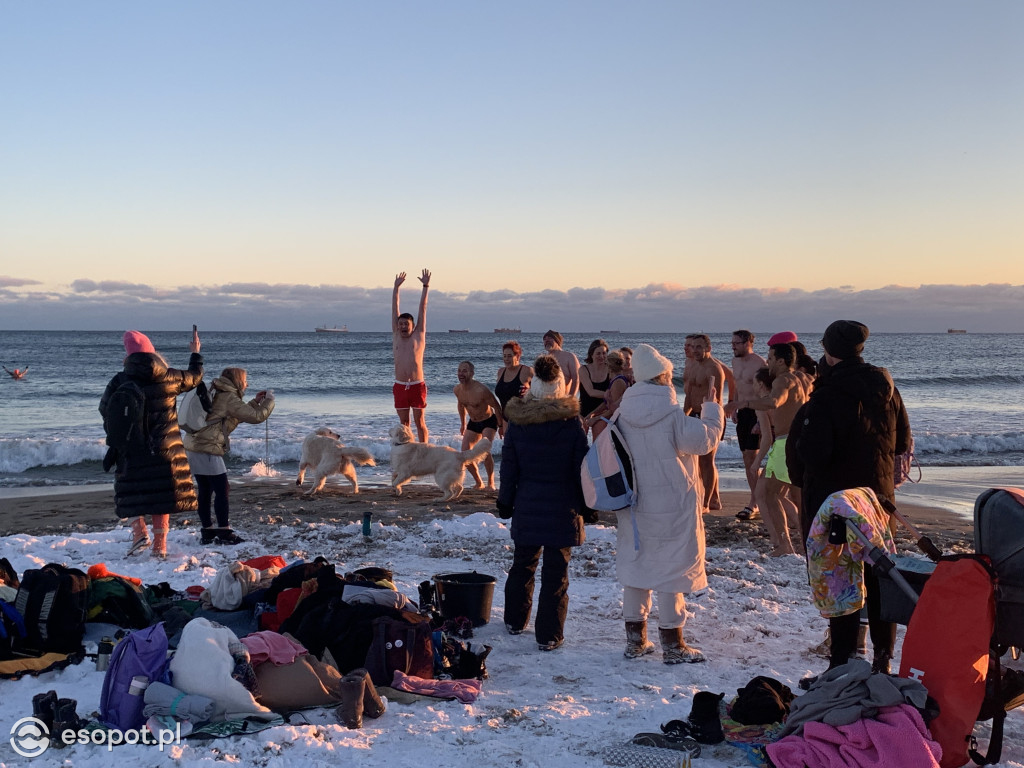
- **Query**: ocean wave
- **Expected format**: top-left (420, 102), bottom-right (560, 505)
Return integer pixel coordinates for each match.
top-left (896, 373), bottom-right (1024, 387)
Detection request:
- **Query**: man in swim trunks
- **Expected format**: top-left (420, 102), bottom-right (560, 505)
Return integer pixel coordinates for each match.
top-left (730, 330), bottom-right (766, 520)
top-left (725, 342), bottom-right (812, 555)
top-left (542, 330), bottom-right (580, 397)
top-left (682, 334), bottom-right (728, 511)
top-left (392, 269), bottom-right (431, 442)
top-left (454, 361), bottom-right (503, 490)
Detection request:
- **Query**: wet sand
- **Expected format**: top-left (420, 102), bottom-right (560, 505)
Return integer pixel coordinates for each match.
top-left (0, 479), bottom-right (975, 555)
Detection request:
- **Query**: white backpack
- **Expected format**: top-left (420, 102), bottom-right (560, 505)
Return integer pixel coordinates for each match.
top-left (178, 382), bottom-right (212, 434)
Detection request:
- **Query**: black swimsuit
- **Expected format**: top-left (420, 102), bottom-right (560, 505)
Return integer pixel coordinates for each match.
top-left (579, 365), bottom-right (610, 417)
top-left (495, 366), bottom-right (527, 414)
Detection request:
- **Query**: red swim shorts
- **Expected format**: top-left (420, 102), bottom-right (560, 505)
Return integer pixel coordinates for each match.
top-left (393, 381), bottom-right (428, 410)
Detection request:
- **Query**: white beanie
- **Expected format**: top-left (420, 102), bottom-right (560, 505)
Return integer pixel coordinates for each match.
top-left (630, 343), bottom-right (673, 383)
top-left (530, 371), bottom-right (566, 399)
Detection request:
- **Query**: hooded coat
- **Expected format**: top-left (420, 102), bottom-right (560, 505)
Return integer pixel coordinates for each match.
top-left (99, 351), bottom-right (204, 518)
top-left (499, 395), bottom-right (588, 548)
top-left (796, 358), bottom-right (911, 533)
top-left (614, 381), bottom-right (724, 593)
top-left (183, 375), bottom-right (276, 457)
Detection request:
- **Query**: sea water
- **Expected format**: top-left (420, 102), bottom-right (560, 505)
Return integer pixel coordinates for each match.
top-left (1, 330), bottom-right (1022, 490)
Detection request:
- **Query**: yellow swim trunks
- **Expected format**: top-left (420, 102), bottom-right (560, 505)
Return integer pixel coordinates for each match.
top-left (764, 435), bottom-right (790, 484)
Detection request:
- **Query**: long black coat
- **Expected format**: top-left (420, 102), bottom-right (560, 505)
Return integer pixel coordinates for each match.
top-left (499, 396), bottom-right (588, 548)
top-left (795, 357), bottom-right (911, 536)
top-left (99, 351), bottom-right (204, 518)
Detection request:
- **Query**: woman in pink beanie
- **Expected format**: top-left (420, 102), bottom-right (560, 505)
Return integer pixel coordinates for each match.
top-left (99, 328), bottom-right (204, 557)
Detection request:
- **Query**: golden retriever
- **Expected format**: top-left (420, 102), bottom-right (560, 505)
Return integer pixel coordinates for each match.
top-left (388, 424), bottom-right (491, 501)
top-left (296, 428), bottom-right (376, 496)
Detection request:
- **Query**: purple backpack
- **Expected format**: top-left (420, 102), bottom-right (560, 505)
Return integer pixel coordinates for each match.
top-left (99, 623), bottom-right (170, 731)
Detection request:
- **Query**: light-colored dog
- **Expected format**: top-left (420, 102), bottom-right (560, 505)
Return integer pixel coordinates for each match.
top-left (388, 424), bottom-right (492, 501)
top-left (296, 428), bottom-right (376, 496)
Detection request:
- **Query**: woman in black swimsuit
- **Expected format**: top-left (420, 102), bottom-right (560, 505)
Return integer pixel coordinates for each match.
top-left (495, 340), bottom-right (534, 416)
top-left (579, 339), bottom-right (610, 423)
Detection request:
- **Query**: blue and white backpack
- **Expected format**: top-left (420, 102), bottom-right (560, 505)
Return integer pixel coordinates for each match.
top-left (581, 413), bottom-right (635, 512)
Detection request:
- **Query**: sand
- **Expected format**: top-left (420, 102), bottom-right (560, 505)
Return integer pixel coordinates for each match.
top-left (0, 479), bottom-right (976, 556)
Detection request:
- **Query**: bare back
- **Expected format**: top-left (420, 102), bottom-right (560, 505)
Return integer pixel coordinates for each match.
top-left (769, 371), bottom-right (810, 436)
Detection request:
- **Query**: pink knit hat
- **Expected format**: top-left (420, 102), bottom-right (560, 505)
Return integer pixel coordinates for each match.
top-left (767, 331), bottom-right (798, 346)
top-left (123, 330), bottom-right (155, 355)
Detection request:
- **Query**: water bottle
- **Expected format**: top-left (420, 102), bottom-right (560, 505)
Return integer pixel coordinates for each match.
top-left (128, 675), bottom-right (150, 697)
top-left (362, 511), bottom-right (372, 537)
top-left (96, 637), bottom-right (113, 672)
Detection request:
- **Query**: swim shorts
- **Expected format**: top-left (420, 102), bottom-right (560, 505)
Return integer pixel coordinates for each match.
top-left (466, 412), bottom-right (499, 435)
top-left (393, 381), bottom-right (427, 410)
top-left (764, 435), bottom-right (791, 484)
top-left (736, 408), bottom-right (760, 451)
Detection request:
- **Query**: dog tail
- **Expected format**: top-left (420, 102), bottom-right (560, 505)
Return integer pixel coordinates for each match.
top-left (340, 447), bottom-right (376, 466)
top-left (459, 439), bottom-right (492, 464)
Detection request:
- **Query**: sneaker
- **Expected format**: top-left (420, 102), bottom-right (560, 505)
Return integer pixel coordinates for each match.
top-left (538, 638), bottom-right (564, 652)
top-left (126, 534), bottom-right (150, 557)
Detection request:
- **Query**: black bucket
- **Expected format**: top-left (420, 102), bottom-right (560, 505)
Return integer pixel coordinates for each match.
top-left (433, 572), bottom-right (496, 627)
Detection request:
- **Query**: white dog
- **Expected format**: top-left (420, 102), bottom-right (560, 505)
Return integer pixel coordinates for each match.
top-left (296, 428), bottom-right (376, 496)
top-left (388, 424), bottom-right (492, 501)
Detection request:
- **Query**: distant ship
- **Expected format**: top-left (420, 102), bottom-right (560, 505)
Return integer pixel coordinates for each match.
top-left (448, 329), bottom-right (469, 333)
top-left (947, 328), bottom-right (967, 334)
top-left (600, 330), bottom-right (620, 334)
top-left (315, 324), bottom-right (349, 333)
top-left (494, 327), bottom-right (521, 334)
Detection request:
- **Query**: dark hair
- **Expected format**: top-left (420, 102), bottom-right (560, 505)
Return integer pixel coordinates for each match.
top-left (796, 354), bottom-right (817, 376)
top-left (769, 343), bottom-right (796, 368)
top-left (791, 341), bottom-right (807, 357)
top-left (459, 360), bottom-right (475, 374)
top-left (754, 366), bottom-right (773, 389)
top-left (619, 346), bottom-right (633, 356)
top-left (502, 340), bottom-right (522, 357)
top-left (542, 330), bottom-right (563, 346)
top-left (585, 339), bottom-right (608, 364)
top-left (397, 312), bottom-right (414, 324)
top-left (733, 330), bottom-right (754, 344)
top-left (533, 354), bottom-right (562, 383)
top-left (687, 333), bottom-right (711, 347)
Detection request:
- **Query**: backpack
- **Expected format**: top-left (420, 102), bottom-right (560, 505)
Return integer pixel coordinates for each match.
top-left (13, 564), bottom-right (89, 655)
top-left (104, 379), bottom-right (150, 455)
top-left (87, 575), bottom-right (156, 629)
top-left (178, 380), bottom-right (213, 434)
top-left (99, 623), bottom-right (170, 732)
top-left (894, 436), bottom-right (922, 489)
top-left (899, 555), bottom-right (1003, 767)
top-left (580, 412), bottom-right (635, 512)
top-left (0, 600), bottom-right (27, 660)
top-left (974, 487), bottom-right (1024, 651)
top-left (363, 611), bottom-right (434, 686)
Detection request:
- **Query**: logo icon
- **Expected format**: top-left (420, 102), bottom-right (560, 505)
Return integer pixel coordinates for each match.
top-left (10, 716), bottom-right (50, 758)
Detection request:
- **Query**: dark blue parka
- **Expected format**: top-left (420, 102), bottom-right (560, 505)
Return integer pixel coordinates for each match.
top-left (498, 395), bottom-right (588, 548)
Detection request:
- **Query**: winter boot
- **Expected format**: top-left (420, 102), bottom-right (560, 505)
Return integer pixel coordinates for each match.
top-left (871, 649), bottom-right (892, 675)
top-left (624, 621), bottom-right (656, 659)
top-left (31, 690), bottom-right (58, 734)
top-left (347, 668), bottom-right (386, 719)
top-left (127, 517), bottom-right (150, 556)
top-left (336, 671), bottom-right (366, 729)
top-left (687, 691), bottom-right (725, 744)
top-left (151, 527), bottom-right (169, 559)
top-left (855, 621), bottom-right (869, 660)
top-left (659, 627), bottom-right (706, 665)
top-left (50, 698), bottom-right (80, 749)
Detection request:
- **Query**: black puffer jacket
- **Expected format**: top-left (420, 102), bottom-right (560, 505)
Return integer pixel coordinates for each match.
top-left (499, 395), bottom-right (588, 548)
top-left (99, 351), bottom-right (204, 518)
top-left (795, 358), bottom-right (910, 536)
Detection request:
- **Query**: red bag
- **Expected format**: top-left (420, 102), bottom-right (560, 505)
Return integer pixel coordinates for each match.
top-left (899, 555), bottom-right (1001, 767)
top-left (259, 587), bottom-right (302, 632)
top-left (242, 555), bottom-right (287, 571)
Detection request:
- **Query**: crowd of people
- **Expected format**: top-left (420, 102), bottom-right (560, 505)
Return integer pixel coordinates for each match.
top-left (100, 269), bottom-right (910, 683)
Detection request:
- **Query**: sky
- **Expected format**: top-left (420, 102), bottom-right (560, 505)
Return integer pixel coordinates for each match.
top-left (1, 1), bottom-right (1023, 332)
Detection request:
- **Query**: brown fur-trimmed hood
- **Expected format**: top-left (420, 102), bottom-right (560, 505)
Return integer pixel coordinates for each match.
top-left (504, 395), bottom-right (580, 425)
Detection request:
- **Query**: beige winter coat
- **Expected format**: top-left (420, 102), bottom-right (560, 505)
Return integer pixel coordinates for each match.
top-left (182, 376), bottom-right (275, 456)
top-left (613, 381), bottom-right (724, 593)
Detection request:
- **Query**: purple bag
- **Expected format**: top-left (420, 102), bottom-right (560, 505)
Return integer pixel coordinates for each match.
top-left (99, 623), bottom-right (170, 731)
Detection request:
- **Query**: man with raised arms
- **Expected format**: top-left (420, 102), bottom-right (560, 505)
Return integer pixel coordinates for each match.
top-left (392, 269), bottom-right (431, 443)
top-left (454, 361), bottom-right (503, 490)
top-left (730, 330), bottom-right (766, 521)
top-left (541, 330), bottom-right (580, 397)
top-left (683, 334), bottom-right (727, 511)
top-left (724, 342), bottom-right (812, 555)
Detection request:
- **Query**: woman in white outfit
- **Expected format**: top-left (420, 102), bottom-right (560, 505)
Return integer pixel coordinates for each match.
top-left (613, 343), bottom-right (723, 663)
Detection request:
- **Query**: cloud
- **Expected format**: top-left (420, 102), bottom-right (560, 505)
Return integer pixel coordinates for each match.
top-left (1, 278), bottom-right (1021, 333)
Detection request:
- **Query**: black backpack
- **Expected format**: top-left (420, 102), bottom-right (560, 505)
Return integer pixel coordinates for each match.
top-left (87, 575), bottom-right (156, 629)
top-left (13, 564), bottom-right (90, 655)
top-left (104, 379), bottom-right (151, 456)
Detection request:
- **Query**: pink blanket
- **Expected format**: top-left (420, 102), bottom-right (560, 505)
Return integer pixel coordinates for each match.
top-left (766, 705), bottom-right (941, 768)
top-left (240, 631), bottom-right (308, 666)
top-left (391, 670), bottom-right (482, 703)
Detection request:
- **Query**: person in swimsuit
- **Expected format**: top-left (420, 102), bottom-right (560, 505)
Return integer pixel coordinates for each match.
top-left (578, 339), bottom-right (610, 433)
top-left (495, 340), bottom-right (534, 416)
top-left (454, 361), bottom-right (503, 490)
top-left (392, 269), bottom-right (430, 442)
top-left (730, 330), bottom-right (766, 520)
top-left (583, 349), bottom-right (632, 438)
top-left (4, 365), bottom-right (28, 380)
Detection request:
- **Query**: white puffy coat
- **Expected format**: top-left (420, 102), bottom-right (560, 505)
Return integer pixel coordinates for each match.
top-left (614, 381), bottom-right (724, 593)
